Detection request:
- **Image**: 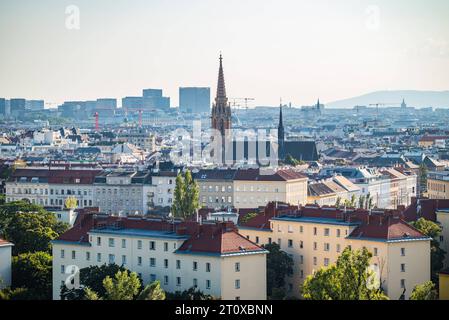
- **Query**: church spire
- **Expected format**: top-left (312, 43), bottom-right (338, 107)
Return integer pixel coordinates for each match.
top-left (216, 53), bottom-right (227, 100)
top-left (211, 53), bottom-right (231, 137)
top-left (278, 101), bottom-right (285, 161)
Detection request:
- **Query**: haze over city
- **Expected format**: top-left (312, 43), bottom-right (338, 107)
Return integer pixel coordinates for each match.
top-left (1, 0), bottom-right (449, 107)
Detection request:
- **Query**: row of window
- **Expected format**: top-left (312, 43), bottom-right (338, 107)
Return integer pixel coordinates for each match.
top-left (6, 197), bottom-right (92, 207)
top-left (60, 267), bottom-right (236, 290)
top-left (60, 249), bottom-right (241, 273)
top-left (200, 185), bottom-right (232, 193)
top-left (202, 196), bottom-right (232, 204)
top-left (9, 187), bottom-right (91, 196)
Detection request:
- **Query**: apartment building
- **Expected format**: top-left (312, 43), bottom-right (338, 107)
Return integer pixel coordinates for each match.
top-left (149, 170), bottom-right (178, 209)
top-left (195, 169), bottom-right (237, 210)
top-left (233, 169), bottom-right (308, 209)
top-left (428, 171), bottom-right (449, 200)
top-left (239, 202), bottom-right (431, 300)
top-left (381, 168), bottom-right (416, 208)
top-left (93, 171), bottom-right (151, 215)
top-left (5, 168), bottom-right (100, 209)
top-left (319, 167), bottom-right (417, 209)
top-left (0, 238), bottom-right (13, 288)
top-left (52, 213), bottom-right (267, 300)
top-left (307, 182), bottom-right (338, 206)
top-left (116, 131), bottom-right (156, 153)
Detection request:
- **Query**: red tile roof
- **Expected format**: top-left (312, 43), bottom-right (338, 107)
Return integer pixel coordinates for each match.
top-left (177, 222), bottom-right (263, 255)
top-left (419, 135), bottom-right (449, 142)
top-left (403, 198), bottom-right (449, 222)
top-left (348, 216), bottom-right (426, 241)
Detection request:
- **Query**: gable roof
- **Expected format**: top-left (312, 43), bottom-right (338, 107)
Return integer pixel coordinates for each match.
top-left (234, 168), bottom-right (306, 181)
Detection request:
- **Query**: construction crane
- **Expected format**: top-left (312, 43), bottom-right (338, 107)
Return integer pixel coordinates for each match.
top-left (229, 98), bottom-right (255, 110)
top-left (369, 102), bottom-right (401, 119)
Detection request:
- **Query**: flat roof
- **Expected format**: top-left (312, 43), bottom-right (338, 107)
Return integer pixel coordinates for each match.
top-left (88, 228), bottom-right (189, 240)
top-left (272, 216), bottom-right (361, 227)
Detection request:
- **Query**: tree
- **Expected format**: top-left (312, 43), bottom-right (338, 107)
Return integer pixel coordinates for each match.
top-left (240, 212), bottom-right (258, 224)
top-left (65, 196), bottom-right (78, 210)
top-left (0, 287), bottom-right (31, 300)
top-left (419, 164), bottom-right (428, 196)
top-left (350, 194), bottom-right (357, 208)
top-left (61, 264), bottom-right (128, 300)
top-left (182, 170), bottom-right (199, 218)
top-left (4, 211), bottom-right (68, 255)
top-left (84, 270), bottom-right (166, 301)
top-left (264, 243), bottom-right (294, 299)
top-left (411, 218), bottom-right (446, 284)
top-left (166, 287), bottom-right (214, 300)
top-left (137, 280), bottom-right (166, 300)
top-left (410, 281), bottom-right (438, 300)
top-left (101, 270), bottom-right (141, 300)
top-left (302, 247), bottom-right (389, 300)
top-left (335, 197), bottom-right (342, 209)
top-left (172, 174), bottom-right (184, 218)
top-left (171, 170), bottom-right (200, 219)
top-left (0, 201), bottom-right (68, 255)
top-left (358, 195), bottom-right (366, 209)
top-left (11, 251), bottom-right (52, 300)
top-left (0, 200), bottom-right (48, 231)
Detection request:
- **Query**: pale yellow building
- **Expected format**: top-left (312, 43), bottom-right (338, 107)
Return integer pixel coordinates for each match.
top-left (428, 171), bottom-right (449, 200)
top-left (233, 169), bottom-right (308, 209)
top-left (239, 203), bottom-right (431, 300)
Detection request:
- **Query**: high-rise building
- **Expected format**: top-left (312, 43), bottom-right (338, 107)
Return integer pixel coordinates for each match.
top-left (142, 89), bottom-right (170, 110)
top-left (25, 100), bottom-right (45, 111)
top-left (211, 54), bottom-right (231, 137)
top-left (0, 98), bottom-right (6, 116)
top-left (95, 98), bottom-right (117, 118)
top-left (10, 98), bottom-right (26, 117)
top-left (179, 87), bottom-right (211, 113)
top-left (122, 97), bottom-right (143, 111)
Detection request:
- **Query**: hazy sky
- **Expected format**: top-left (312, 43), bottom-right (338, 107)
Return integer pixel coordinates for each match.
top-left (1, 0), bottom-right (449, 107)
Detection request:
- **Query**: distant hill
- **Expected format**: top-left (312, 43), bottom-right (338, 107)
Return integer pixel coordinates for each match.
top-left (326, 90), bottom-right (449, 109)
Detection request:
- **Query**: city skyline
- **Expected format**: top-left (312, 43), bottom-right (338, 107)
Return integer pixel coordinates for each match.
top-left (1, 0), bottom-right (449, 107)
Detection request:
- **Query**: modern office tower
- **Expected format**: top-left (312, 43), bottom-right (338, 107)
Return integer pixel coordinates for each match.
top-left (96, 98), bottom-right (117, 110)
top-left (179, 87), bottom-right (211, 113)
top-left (122, 96), bottom-right (143, 111)
top-left (85, 101), bottom-right (97, 115)
top-left (0, 98), bottom-right (6, 116)
top-left (9, 98), bottom-right (26, 117)
top-left (142, 89), bottom-right (170, 110)
top-left (25, 100), bottom-right (45, 111)
top-left (58, 101), bottom-right (86, 119)
top-left (95, 98), bottom-right (117, 118)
